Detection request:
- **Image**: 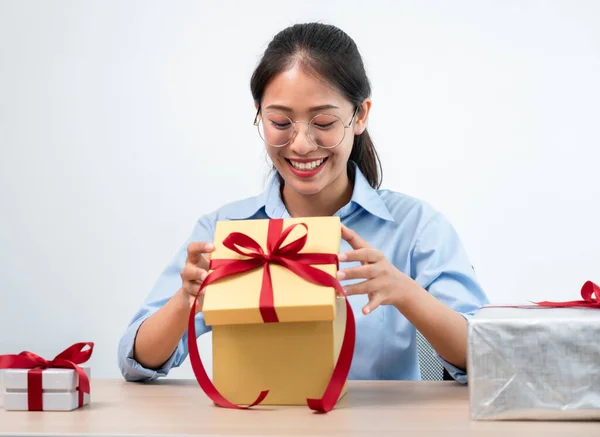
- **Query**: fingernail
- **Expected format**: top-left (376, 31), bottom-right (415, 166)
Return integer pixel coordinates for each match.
top-left (338, 253), bottom-right (347, 262)
top-left (363, 307), bottom-right (370, 315)
top-left (205, 243), bottom-right (214, 250)
top-left (337, 271), bottom-right (346, 280)
top-left (201, 271), bottom-right (208, 281)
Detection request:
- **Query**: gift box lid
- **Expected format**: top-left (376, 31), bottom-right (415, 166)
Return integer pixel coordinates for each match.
top-left (2, 366), bottom-right (91, 391)
top-left (202, 216), bottom-right (341, 326)
top-left (470, 306), bottom-right (600, 323)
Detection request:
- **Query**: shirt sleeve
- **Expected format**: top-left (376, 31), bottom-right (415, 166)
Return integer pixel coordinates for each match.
top-left (411, 212), bottom-right (489, 383)
top-left (117, 214), bottom-right (216, 382)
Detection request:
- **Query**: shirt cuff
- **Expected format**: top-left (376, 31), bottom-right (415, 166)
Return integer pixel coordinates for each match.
top-left (438, 355), bottom-right (467, 384)
top-left (117, 314), bottom-right (185, 382)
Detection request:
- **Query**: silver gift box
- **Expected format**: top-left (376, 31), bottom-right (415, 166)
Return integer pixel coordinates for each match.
top-left (467, 306), bottom-right (600, 420)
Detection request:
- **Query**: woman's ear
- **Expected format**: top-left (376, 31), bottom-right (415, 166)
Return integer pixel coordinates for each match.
top-left (354, 99), bottom-right (372, 135)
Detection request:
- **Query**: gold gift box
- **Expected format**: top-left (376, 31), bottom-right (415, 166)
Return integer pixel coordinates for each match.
top-left (202, 216), bottom-right (348, 406)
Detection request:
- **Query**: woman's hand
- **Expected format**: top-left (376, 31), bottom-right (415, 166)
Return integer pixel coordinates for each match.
top-left (337, 225), bottom-right (418, 315)
top-left (179, 242), bottom-right (214, 314)
top-left (134, 241), bottom-right (215, 369)
top-left (337, 224), bottom-right (469, 369)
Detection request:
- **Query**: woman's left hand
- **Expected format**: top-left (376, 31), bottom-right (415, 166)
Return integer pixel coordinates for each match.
top-left (337, 225), bottom-right (417, 315)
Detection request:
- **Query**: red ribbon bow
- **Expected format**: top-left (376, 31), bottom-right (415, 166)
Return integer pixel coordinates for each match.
top-left (0, 342), bottom-right (93, 411)
top-left (187, 219), bottom-right (355, 413)
top-left (535, 281), bottom-right (600, 308)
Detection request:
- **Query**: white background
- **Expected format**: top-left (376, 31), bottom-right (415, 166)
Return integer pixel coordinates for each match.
top-left (1, 0), bottom-right (599, 379)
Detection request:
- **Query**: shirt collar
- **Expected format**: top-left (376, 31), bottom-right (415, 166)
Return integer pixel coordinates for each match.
top-left (344, 162), bottom-right (395, 222)
top-left (224, 162), bottom-right (395, 222)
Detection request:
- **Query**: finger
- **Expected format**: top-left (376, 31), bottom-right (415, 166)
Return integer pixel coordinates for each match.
top-left (187, 242), bottom-right (214, 266)
top-left (339, 248), bottom-right (382, 264)
top-left (363, 293), bottom-right (384, 315)
top-left (185, 280), bottom-right (205, 298)
top-left (343, 281), bottom-right (368, 296)
top-left (337, 262), bottom-right (382, 281)
top-left (341, 225), bottom-right (371, 251)
top-left (181, 265), bottom-right (208, 283)
top-left (194, 250), bottom-right (212, 271)
top-left (198, 253), bottom-right (211, 270)
top-left (343, 277), bottom-right (383, 297)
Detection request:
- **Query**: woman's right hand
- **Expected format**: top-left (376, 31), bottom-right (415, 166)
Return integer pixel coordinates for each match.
top-left (179, 242), bottom-right (214, 314)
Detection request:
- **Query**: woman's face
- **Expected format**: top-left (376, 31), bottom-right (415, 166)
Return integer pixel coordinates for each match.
top-left (259, 65), bottom-right (368, 198)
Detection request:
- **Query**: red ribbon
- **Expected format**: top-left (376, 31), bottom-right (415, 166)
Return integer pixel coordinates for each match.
top-left (187, 219), bottom-right (355, 413)
top-left (0, 342), bottom-right (93, 411)
top-left (485, 281), bottom-right (600, 310)
top-left (535, 281), bottom-right (600, 308)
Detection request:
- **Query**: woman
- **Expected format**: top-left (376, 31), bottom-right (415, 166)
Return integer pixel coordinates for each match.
top-left (118, 23), bottom-right (488, 384)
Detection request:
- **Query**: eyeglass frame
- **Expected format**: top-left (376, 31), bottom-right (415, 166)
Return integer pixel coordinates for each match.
top-left (253, 105), bottom-right (360, 149)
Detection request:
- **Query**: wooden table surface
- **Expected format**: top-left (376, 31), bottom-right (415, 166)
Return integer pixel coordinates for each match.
top-left (1, 379), bottom-right (598, 436)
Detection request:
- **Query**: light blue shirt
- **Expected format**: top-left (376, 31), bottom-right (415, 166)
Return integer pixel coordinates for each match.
top-left (118, 163), bottom-right (488, 384)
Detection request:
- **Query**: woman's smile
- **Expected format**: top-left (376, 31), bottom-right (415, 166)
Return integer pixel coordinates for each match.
top-left (285, 157), bottom-right (329, 178)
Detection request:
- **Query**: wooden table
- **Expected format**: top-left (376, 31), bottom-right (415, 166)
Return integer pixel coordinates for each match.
top-left (1, 379), bottom-right (598, 436)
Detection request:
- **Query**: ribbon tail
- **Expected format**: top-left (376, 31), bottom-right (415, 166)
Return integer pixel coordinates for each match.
top-left (72, 364), bottom-right (90, 408)
top-left (535, 300), bottom-right (586, 307)
top-left (54, 342), bottom-right (94, 364)
top-left (535, 301), bottom-right (600, 308)
top-left (307, 297), bottom-right (356, 413)
top-left (27, 369), bottom-right (44, 411)
top-left (187, 282), bottom-right (269, 409)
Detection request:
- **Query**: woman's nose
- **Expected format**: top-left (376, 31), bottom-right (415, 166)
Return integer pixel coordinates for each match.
top-left (289, 122), bottom-right (318, 155)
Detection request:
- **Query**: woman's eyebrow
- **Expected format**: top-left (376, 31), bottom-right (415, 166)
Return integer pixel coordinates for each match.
top-left (310, 104), bottom-right (340, 112)
top-left (264, 104), bottom-right (340, 112)
top-left (265, 104), bottom-right (293, 112)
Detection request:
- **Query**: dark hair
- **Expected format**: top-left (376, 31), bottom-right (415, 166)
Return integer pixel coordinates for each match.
top-left (250, 23), bottom-right (383, 189)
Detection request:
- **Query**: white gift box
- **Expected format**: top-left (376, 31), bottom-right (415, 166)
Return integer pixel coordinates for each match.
top-left (468, 307), bottom-right (600, 420)
top-left (2, 366), bottom-right (91, 411)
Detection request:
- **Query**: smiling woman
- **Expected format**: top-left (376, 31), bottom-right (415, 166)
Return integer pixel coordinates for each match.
top-left (118, 23), bottom-right (488, 387)
top-left (250, 25), bottom-right (378, 219)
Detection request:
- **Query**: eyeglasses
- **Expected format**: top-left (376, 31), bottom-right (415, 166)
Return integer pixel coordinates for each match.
top-left (253, 106), bottom-right (359, 149)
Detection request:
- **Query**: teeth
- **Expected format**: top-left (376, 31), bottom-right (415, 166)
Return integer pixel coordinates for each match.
top-left (290, 158), bottom-right (325, 171)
